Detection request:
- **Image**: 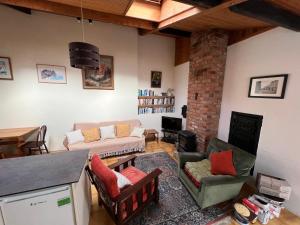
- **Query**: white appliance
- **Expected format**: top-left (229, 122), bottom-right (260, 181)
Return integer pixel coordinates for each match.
top-left (0, 185), bottom-right (76, 225)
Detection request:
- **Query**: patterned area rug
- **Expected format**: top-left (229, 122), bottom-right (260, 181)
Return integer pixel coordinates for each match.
top-left (128, 152), bottom-right (223, 225)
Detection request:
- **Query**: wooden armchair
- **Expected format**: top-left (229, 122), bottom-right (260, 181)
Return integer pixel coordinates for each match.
top-left (86, 155), bottom-right (162, 225)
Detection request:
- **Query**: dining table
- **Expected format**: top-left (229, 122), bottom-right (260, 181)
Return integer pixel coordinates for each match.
top-left (0, 127), bottom-right (39, 158)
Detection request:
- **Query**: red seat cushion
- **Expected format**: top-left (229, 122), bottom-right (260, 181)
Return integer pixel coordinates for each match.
top-left (121, 166), bottom-right (147, 184)
top-left (91, 155), bottom-right (120, 199)
top-left (120, 166), bottom-right (155, 219)
top-left (210, 150), bottom-right (237, 176)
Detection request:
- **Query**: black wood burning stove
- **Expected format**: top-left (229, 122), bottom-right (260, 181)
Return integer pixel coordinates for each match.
top-left (177, 130), bottom-right (197, 152)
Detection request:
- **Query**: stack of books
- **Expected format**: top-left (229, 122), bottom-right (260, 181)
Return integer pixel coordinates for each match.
top-left (257, 173), bottom-right (292, 200)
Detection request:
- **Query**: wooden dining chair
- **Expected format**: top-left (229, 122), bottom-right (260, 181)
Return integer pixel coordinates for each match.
top-left (22, 125), bottom-right (49, 155)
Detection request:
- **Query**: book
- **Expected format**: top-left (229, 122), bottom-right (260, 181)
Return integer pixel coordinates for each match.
top-left (259, 186), bottom-right (291, 200)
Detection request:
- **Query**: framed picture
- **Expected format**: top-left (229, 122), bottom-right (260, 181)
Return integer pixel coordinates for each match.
top-left (248, 74), bottom-right (288, 99)
top-left (37, 64), bottom-right (67, 84)
top-left (0, 57), bottom-right (13, 80)
top-left (151, 71), bottom-right (162, 88)
top-left (82, 55), bottom-right (114, 90)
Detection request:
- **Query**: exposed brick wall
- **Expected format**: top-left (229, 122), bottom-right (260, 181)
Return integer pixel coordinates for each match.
top-left (186, 29), bottom-right (229, 151)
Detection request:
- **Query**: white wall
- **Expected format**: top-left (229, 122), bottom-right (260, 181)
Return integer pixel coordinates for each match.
top-left (174, 62), bottom-right (189, 129)
top-left (0, 6), bottom-right (175, 150)
top-left (218, 28), bottom-right (300, 216)
top-left (137, 35), bottom-right (176, 133)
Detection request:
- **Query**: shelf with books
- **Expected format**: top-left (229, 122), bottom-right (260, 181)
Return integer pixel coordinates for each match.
top-left (138, 96), bottom-right (175, 99)
top-left (138, 89), bottom-right (175, 115)
top-left (138, 104), bottom-right (174, 108)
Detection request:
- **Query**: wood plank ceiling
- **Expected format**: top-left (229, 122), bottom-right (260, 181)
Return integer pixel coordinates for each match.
top-left (0, 0), bottom-right (299, 40)
top-left (47, 0), bottom-right (131, 15)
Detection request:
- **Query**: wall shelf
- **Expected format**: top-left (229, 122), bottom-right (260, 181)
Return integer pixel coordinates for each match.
top-left (138, 90), bottom-right (175, 114)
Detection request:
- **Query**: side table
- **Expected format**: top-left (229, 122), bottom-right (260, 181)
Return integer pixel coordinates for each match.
top-left (144, 129), bottom-right (159, 145)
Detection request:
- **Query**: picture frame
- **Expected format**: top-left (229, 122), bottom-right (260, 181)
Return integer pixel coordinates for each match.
top-left (82, 55), bottom-right (114, 90)
top-left (248, 74), bottom-right (288, 99)
top-left (36, 64), bottom-right (67, 84)
top-left (151, 71), bottom-right (162, 88)
top-left (0, 56), bottom-right (13, 80)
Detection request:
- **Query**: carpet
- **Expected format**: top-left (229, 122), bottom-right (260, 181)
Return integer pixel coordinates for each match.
top-left (128, 152), bottom-right (224, 225)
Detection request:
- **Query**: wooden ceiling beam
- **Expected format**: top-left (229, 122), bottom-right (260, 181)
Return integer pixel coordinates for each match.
top-left (157, 0), bottom-right (248, 31)
top-left (0, 0), bottom-right (157, 30)
top-left (228, 26), bottom-right (274, 45)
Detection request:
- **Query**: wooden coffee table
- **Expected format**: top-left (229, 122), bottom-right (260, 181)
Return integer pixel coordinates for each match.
top-left (144, 129), bottom-right (159, 145)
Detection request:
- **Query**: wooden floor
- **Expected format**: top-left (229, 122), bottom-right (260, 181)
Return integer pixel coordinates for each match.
top-left (89, 141), bottom-right (300, 225)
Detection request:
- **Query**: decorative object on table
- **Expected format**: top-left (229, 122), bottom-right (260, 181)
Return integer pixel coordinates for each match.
top-left (151, 71), bottom-right (162, 88)
top-left (68, 0), bottom-right (100, 70)
top-left (0, 56), bottom-right (13, 80)
top-left (126, 152), bottom-right (223, 225)
top-left (21, 125), bottom-right (49, 155)
top-left (82, 55), bottom-right (114, 90)
top-left (36, 64), bottom-right (67, 84)
top-left (138, 89), bottom-right (175, 114)
top-left (248, 74), bottom-right (288, 99)
top-left (256, 173), bottom-right (292, 200)
top-left (167, 88), bottom-right (174, 96)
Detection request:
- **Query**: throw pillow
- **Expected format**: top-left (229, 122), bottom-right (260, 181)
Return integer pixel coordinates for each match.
top-left (91, 155), bottom-right (120, 199)
top-left (130, 127), bottom-right (145, 138)
top-left (66, 130), bottom-right (84, 145)
top-left (210, 150), bottom-right (237, 176)
top-left (112, 170), bottom-right (132, 189)
top-left (116, 123), bottom-right (130, 138)
top-left (100, 125), bottom-right (116, 140)
top-left (82, 128), bottom-right (100, 143)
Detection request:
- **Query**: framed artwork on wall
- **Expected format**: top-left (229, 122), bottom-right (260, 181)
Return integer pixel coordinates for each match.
top-left (36, 64), bottom-right (67, 84)
top-left (0, 56), bottom-right (13, 80)
top-left (82, 55), bottom-right (114, 90)
top-left (151, 71), bottom-right (162, 88)
top-left (248, 74), bottom-right (288, 99)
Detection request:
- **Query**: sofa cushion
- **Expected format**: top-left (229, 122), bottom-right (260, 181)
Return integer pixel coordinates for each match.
top-left (130, 127), bottom-right (145, 138)
top-left (184, 159), bottom-right (213, 188)
top-left (82, 128), bottom-right (100, 143)
top-left (100, 125), bottom-right (116, 140)
top-left (207, 138), bottom-right (256, 176)
top-left (91, 155), bottom-right (120, 199)
top-left (210, 150), bottom-right (237, 176)
top-left (112, 170), bottom-right (132, 189)
top-left (66, 130), bottom-right (84, 145)
top-left (116, 123), bottom-right (130, 138)
top-left (74, 119), bottom-right (141, 133)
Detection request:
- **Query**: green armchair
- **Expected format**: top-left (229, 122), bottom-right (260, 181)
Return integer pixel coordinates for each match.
top-left (178, 138), bottom-right (256, 209)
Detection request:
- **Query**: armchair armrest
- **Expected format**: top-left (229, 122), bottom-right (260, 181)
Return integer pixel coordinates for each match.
top-left (115, 168), bottom-right (162, 219)
top-left (201, 175), bottom-right (250, 186)
top-left (178, 152), bottom-right (207, 168)
top-left (109, 155), bottom-right (137, 172)
top-left (117, 168), bottom-right (162, 202)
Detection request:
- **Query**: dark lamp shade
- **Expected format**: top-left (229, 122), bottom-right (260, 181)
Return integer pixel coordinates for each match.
top-left (69, 42), bottom-right (100, 70)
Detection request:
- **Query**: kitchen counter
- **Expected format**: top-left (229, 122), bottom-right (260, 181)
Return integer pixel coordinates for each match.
top-left (0, 150), bottom-right (89, 197)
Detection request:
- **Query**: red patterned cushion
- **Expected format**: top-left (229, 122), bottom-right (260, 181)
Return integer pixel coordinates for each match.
top-left (91, 155), bottom-right (120, 199)
top-left (210, 150), bottom-right (237, 176)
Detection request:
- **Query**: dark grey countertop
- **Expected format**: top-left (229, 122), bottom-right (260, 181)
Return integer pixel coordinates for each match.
top-left (0, 150), bottom-right (89, 197)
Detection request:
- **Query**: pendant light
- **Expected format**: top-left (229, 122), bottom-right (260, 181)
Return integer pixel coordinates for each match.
top-left (69, 0), bottom-right (100, 70)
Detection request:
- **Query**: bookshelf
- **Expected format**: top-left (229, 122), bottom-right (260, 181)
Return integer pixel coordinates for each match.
top-left (138, 90), bottom-right (175, 115)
